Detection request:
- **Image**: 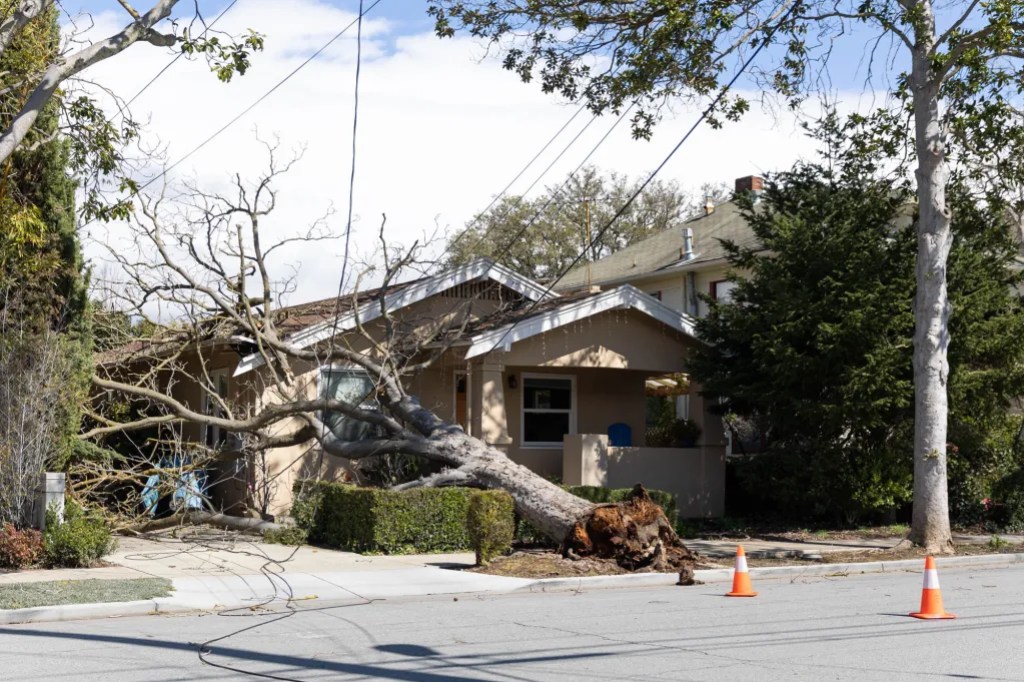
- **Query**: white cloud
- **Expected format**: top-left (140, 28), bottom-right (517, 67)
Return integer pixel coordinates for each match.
top-left (79, 0), bottom-right (845, 305)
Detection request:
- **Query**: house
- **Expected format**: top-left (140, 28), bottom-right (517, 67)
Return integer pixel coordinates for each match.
top-left (556, 175), bottom-right (765, 316)
top-left (101, 258), bottom-right (728, 520)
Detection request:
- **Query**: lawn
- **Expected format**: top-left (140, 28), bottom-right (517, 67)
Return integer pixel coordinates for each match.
top-left (0, 578), bottom-right (173, 610)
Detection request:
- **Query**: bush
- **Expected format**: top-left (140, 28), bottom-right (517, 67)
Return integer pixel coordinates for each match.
top-left (467, 491), bottom-right (515, 565)
top-left (292, 481), bottom-right (479, 554)
top-left (0, 523), bottom-right (43, 569)
top-left (261, 525), bottom-right (308, 546)
top-left (43, 501), bottom-right (116, 568)
top-left (567, 485), bottom-right (679, 526)
top-left (991, 465), bottom-right (1024, 532)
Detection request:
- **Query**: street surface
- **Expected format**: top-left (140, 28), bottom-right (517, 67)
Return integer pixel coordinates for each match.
top-left (3, 564), bottom-right (1023, 681)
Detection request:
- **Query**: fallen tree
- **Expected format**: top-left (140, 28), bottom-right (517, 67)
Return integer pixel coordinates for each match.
top-left (85, 147), bottom-right (698, 578)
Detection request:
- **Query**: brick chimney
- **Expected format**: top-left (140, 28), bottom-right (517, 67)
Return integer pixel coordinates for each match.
top-left (735, 175), bottom-right (764, 194)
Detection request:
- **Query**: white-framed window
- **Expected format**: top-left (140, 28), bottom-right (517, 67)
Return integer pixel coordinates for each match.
top-left (710, 279), bottom-right (737, 303)
top-left (521, 374), bottom-right (576, 448)
top-left (202, 369), bottom-right (230, 449)
top-left (319, 367), bottom-right (381, 442)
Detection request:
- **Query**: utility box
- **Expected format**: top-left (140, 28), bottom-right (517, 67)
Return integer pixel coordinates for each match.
top-left (35, 472), bottom-right (65, 531)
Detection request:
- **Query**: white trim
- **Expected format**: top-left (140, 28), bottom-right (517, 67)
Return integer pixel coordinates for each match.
top-left (520, 373), bottom-right (576, 449)
top-left (922, 569), bottom-right (940, 590)
top-left (465, 284), bottom-right (697, 359)
top-left (234, 259), bottom-right (556, 377)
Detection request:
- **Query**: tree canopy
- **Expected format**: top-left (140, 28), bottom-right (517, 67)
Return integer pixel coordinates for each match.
top-left (689, 128), bottom-right (1024, 523)
top-left (448, 165), bottom-right (728, 280)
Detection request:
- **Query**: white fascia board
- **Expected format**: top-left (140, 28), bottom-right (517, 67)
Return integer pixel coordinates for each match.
top-left (464, 284), bottom-right (696, 359)
top-left (233, 259), bottom-right (555, 377)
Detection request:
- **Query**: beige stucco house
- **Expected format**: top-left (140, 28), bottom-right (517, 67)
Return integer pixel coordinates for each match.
top-left (108, 257), bottom-right (729, 521)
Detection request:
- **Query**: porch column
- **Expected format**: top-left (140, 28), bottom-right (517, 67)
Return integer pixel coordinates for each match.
top-left (688, 381), bottom-right (727, 448)
top-left (470, 359), bottom-right (512, 446)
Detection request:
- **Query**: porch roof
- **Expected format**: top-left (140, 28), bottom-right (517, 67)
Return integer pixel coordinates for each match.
top-left (464, 284), bottom-right (697, 359)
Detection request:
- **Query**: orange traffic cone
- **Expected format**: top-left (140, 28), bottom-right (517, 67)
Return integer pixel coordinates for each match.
top-left (909, 556), bottom-right (956, 619)
top-left (725, 545), bottom-right (757, 597)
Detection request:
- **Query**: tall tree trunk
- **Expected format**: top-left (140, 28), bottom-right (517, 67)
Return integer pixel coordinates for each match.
top-left (908, 4), bottom-right (954, 554)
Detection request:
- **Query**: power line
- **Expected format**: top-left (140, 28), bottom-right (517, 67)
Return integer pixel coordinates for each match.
top-left (445, 102), bottom-right (592, 256)
top-left (481, 32), bottom-right (785, 357)
top-left (117, 0), bottom-right (243, 119)
top-left (134, 0), bottom-right (384, 196)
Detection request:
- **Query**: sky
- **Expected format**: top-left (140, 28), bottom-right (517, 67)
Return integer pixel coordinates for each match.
top-left (66, 0), bottom-right (896, 305)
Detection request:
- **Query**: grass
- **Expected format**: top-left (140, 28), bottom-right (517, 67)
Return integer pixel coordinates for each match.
top-left (0, 578), bottom-right (173, 610)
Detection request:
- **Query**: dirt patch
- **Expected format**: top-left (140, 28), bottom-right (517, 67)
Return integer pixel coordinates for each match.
top-left (472, 540), bottom-right (1024, 577)
top-left (745, 542), bottom-right (1022, 567)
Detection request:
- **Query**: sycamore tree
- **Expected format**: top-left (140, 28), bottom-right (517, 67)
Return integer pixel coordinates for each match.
top-left (428, 0), bottom-right (1024, 552)
top-left (448, 165), bottom-right (728, 280)
top-left (88, 149), bottom-right (698, 576)
top-left (0, 0), bottom-right (262, 219)
top-left (689, 119), bottom-right (1024, 524)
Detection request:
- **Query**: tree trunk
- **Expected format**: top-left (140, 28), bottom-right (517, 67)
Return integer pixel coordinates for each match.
top-left (907, 7), bottom-right (954, 554)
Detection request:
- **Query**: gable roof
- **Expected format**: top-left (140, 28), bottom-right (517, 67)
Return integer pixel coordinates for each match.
top-left (233, 258), bottom-right (558, 376)
top-left (464, 284), bottom-right (696, 359)
top-left (556, 201), bottom-right (755, 290)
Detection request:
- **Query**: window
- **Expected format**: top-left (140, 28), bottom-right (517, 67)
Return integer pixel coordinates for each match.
top-left (648, 290), bottom-right (662, 301)
top-left (203, 370), bottom-right (230, 449)
top-left (522, 375), bottom-right (575, 447)
top-left (710, 279), bottom-right (737, 303)
top-left (320, 368), bottom-right (381, 442)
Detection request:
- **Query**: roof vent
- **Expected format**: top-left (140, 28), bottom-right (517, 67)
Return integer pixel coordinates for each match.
top-left (683, 227), bottom-right (694, 260)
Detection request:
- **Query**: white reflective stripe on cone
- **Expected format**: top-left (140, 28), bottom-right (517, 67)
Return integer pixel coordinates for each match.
top-left (922, 569), bottom-right (940, 589)
top-left (736, 556), bottom-right (749, 572)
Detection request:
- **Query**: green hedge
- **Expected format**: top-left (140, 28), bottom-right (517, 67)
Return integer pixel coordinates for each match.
top-left (292, 481), bottom-right (478, 554)
top-left (467, 490), bottom-right (515, 565)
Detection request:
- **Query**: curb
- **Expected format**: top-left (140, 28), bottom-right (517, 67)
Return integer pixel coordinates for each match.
top-left (0, 598), bottom-right (198, 626)
top-left (3, 552), bottom-right (1023, 624)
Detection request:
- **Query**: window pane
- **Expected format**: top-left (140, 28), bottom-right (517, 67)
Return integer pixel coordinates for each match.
top-left (321, 370), bottom-right (377, 442)
top-left (524, 378), bottom-right (572, 410)
top-left (524, 412), bottom-right (570, 444)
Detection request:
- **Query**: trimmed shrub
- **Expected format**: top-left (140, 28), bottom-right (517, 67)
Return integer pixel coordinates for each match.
top-left (467, 491), bottom-right (515, 565)
top-left (43, 500), bottom-right (116, 568)
top-left (0, 523), bottom-right (43, 569)
top-left (292, 481), bottom-right (477, 554)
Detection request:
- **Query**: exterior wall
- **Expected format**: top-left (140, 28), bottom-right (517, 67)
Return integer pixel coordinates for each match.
top-left (563, 434), bottom-right (726, 518)
top-left (624, 264), bottom-right (734, 318)
top-left (499, 366), bottom-right (650, 480)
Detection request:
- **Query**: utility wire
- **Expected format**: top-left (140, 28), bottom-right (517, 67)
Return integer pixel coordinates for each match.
top-left (134, 0), bottom-right (383, 197)
top-left (193, 2), bottom-right (373, 679)
top-left (481, 33), bottom-right (784, 357)
top-left (446, 102), bottom-right (592, 256)
top-left (116, 0), bottom-right (242, 119)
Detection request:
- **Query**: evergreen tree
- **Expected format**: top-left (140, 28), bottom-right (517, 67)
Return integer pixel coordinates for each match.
top-left (0, 2), bottom-right (90, 471)
top-left (690, 139), bottom-right (1024, 523)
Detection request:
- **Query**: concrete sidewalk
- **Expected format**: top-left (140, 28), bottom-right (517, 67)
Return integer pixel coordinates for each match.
top-left (2, 530), bottom-right (1022, 626)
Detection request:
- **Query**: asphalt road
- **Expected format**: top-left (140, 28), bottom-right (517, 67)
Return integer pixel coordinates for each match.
top-left (3, 564), bottom-right (1024, 681)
